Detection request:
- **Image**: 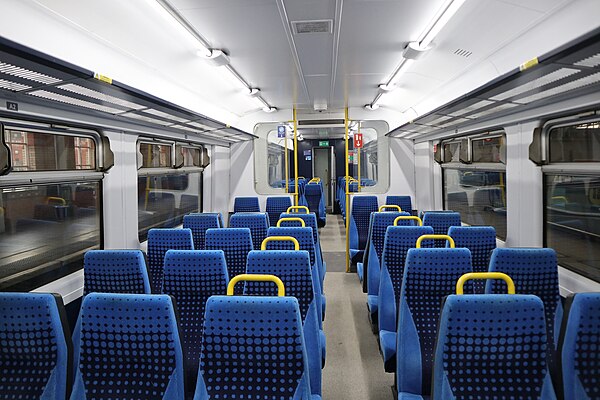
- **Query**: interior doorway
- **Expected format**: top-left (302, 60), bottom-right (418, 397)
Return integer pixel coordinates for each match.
top-left (313, 146), bottom-right (334, 212)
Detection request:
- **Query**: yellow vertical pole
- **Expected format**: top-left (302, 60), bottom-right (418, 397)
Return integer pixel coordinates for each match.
top-left (357, 121), bottom-right (361, 192)
top-left (293, 108), bottom-right (299, 206)
top-left (345, 107), bottom-right (350, 273)
top-left (284, 126), bottom-right (289, 194)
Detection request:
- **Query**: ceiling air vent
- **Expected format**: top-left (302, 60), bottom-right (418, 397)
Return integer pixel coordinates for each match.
top-left (291, 20), bottom-right (333, 35)
top-left (454, 48), bottom-right (472, 58)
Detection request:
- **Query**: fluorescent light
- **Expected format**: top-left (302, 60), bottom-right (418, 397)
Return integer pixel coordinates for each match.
top-left (263, 106), bottom-right (277, 113)
top-left (222, 66), bottom-right (250, 90)
top-left (250, 96), bottom-right (266, 108)
top-left (388, 58), bottom-right (415, 85)
top-left (378, 83), bottom-right (397, 92)
top-left (419, 0), bottom-right (467, 48)
top-left (247, 88), bottom-right (261, 96)
top-left (364, 103), bottom-right (380, 111)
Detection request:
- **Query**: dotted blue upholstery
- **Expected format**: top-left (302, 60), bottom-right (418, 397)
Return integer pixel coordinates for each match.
top-left (245, 250), bottom-right (323, 395)
top-left (486, 248), bottom-right (562, 367)
top-left (233, 196), bottom-right (260, 213)
top-left (422, 212), bottom-right (462, 247)
top-left (385, 196), bottom-right (413, 213)
top-left (448, 226), bottom-right (497, 293)
top-left (266, 196), bottom-right (292, 227)
top-left (71, 293), bottom-right (185, 400)
top-left (83, 249), bottom-right (150, 295)
top-left (431, 294), bottom-right (556, 400)
top-left (305, 183), bottom-right (326, 225)
top-left (230, 213), bottom-right (270, 251)
top-left (162, 250), bottom-right (229, 394)
top-left (395, 248), bottom-right (473, 392)
top-left (183, 213), bottom-right (221, 250)
top-left (205, 228), bottom-right (253, 295)
top-left (0, 293), bottom-right (70, 400)
top-left (147, 228), bottom-right (194, 293)
top-left (195, 296), bottom-right (312, 400)
top-left (561, 293), bottom-right (600, 400)
top-left (349, 196), bottom-right (378, 259)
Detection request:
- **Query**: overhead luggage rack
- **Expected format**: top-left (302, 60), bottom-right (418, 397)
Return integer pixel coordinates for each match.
top-left (0, 36), bottom-right (254, 145)
top-left (390, 27), bottom-right (600, 139)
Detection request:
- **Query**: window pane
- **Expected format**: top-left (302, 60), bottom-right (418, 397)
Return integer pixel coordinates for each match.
top-left (472, 136), bottom-right (506, 163)
top-left (0, 182), bottom-right (101, 290)
top-left (266, 129), bottom-right (290, 188)
top-left (5, 129), bottom-right (96, 171)
top-left (138, 172), bottom-right (201, 241)
top-left (549, 122), bottom-right (600, 162)
top-left (443, 142), bottom-right (461, 162)
top-left (443, 168), bottom-right (507, 240)
top-left (545, 174), bottom-right (600, 281)
top-left (182, 147), bottom-right (199, 167)
top-left (355, 128), bottom-right (378, 186)
top-left (140, 143), bottom-right (172, 168)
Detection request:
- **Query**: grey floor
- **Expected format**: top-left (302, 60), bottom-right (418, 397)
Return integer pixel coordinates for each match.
top-left (320, 214), bottom-right (394, 399)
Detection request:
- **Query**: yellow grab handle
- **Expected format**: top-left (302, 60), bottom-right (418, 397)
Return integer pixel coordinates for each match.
top-left (456, 272), bottom-right (515, 295)
top-left (287, 206), bottom-right (309, 214)
top-left (46, 197), bottom-right (66, 205)
top-left (261, 236), bottom-right (300, 251)
top-left (416, 234), bottom-right (454, 248)
top-left (379, 205), bottom-right (402, 212)
top-left (277, 217), bottom-right (306, 227)
top-left (309, 177), bottom-right (320, 183)
top-left (298, 176), bottom-right (306, 180)
top-left (394, 216), bottom-right (423, 226)
top-left (227, 274), bottom-right (285, 296)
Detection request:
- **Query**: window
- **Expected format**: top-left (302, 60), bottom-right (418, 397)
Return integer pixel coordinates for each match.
top-left (0, 124), bottom-right (103, 291)
top-left (355, 127), bottom-right (378, 186)
top-left (137, 140), bottom-right (204, 241)
top-left (440, 131), bottom-right (507, 240)
top-left (265, 128), bottom-right (291, 188)
top-left (549, 121), bottom-right (600, 162)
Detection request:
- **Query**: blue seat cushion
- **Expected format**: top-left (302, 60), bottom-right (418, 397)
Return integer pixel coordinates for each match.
top-left (379, 329), bottom-right (396, 366)
top-left (367, 295), bottom-right (378, 315)
top-left (398, 393), bottom-right (428, 400)
top-left (357, 262), bottom-right (364, 282)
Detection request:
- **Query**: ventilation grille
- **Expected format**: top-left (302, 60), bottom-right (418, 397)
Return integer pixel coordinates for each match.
top-left (454, 48), bottom-right (472, 58)
top-left (291, 20), bottom-right (333, 34)
top-left (298, 119), bottom-right (344, 126)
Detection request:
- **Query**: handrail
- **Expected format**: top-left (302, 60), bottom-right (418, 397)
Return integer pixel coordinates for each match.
top-left (287, 206), bottom-right (309, 214)
top-left (416, 234), bottom-right (454, 248)
top-left (46, 197), bottom-right (66, 206)
top-left (261, 236), bottom-right (300, 251)
top-left (227, 274), bottom-right (285, 296)
top-left (456, 272), bottom-right (515, 295)
top-left (309, 177), bottom-right (321, 183)
top-left (393, 216), bottom-right (423, 226)
top-left (276, 217), bottom-right (306, 227)
top-left (379, 205), bottom-right (402, 212)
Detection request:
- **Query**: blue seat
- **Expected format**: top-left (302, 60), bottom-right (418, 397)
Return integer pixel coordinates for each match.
top-left (194, 294), bottom-right (316, 399)
top-left (162, 250), bottom-right (229, 396)
top-left (83, 249), bottom-right (151, 295)
top-left (448, 226), bottom-right (496, 293)
top-left (305, 183), bottom-right (326, 227)
top-left (0, 293), bottom-right (70, 400)
top-left (561, 293), bottom-right (600, 400)
top-left (183, 213), bottom-right (221, 249)
top-left (422, 211), bottom-right (461, 247)
top-left (229, 212), bottom-right (270, 250)
top-left (233, 196), bottom-right (260, 213)
top-left (386, 195), bottom-right (413, 214)
top-left (71, 293), bottom-right (185, 399)
top-left (423, 294), bottom-right (556, 400)
top-left (486, 248), bottom-right (562, 371)
top-left (245, 250), bottom-right (324, 396)
top-left (205, 228), bottom-right (253, 294)
top-left (266, 227), bottom-right (326, 323)
top-left (359, 212), bottom-right (409, 323)
top-left (349, 196), bottom-right (378, 262)
top-left (265, 196), bottom-right (292, 226)
top-left (394, 248), bottom-right (472, 388)
top-left (147, 228), bottom-right (194, 293)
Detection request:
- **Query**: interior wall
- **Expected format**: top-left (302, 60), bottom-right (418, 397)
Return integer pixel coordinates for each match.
top-left (382, 138), bottom-right (416, 206)
top-left (206, 145), bottom-right (231, 223)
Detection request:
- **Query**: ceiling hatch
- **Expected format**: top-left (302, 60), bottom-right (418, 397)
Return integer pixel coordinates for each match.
top-left (291, 20), bottom-right (333, 35)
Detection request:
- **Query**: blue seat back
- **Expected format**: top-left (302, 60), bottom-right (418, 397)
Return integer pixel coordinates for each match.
top-left (196, 296), bottom-right (311, 399)
top-left (448, 226), bottom-right (497, 293)
top-left (350, 196), bottom-right (379, 249)
top-left (486, 248), bottom-right (562, 349)
top-left (72, 293), bottom-right (185, 400)
top-left (162, 250), bottom-right (228, 390)
top-left (371, 212), bottom-right (410, 261)
top-left (0, 293), bottom-right (70, 400)
top-left (396, 248), bottom-right (472, 395)
top-left (561, 293), bottom-right (600, 400)
top-left (147, 228), bottom-right (194, 293)
top-left (205, 228), bottom-right (253, 294)
top-left (279, 212), bottom-right (319, 246)
top-left (432, 294), bottom-right (556, 399)
top-left (422, 211), bottom-right (462, 247)
top-left (183, 213), bottom-right (221, 250)
top-left (229, 213), bottom-right (270, 250)
top-left (233, 196), bottom-right (260, 213)
top-left (385, 195), bottom-right (412, 213)
top-left (266, 227), bottom-right (315, 266)
top-left (265, 196), bottom-right (292, 226)
top-left (83, 249), bottom-right (151, 295)
top-left (305, 183), bottom-right (324, 217)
